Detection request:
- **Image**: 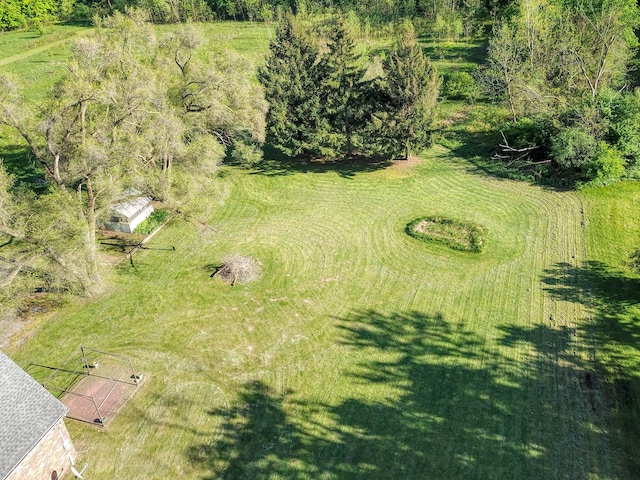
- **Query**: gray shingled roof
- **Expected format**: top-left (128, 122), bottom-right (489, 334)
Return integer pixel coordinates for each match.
top-left (0, 350), bottom-right (68, 480)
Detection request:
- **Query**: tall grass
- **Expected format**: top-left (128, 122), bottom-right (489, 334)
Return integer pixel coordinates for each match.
top-left (580, 182), bottom-right (640, 478)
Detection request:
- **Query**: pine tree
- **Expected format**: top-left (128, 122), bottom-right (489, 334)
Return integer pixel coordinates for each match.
top-left (379, 23), bottom-right (441, 160)
top-left (319, 16), bottom-right (369, 158)
top-left (258, 16), bottom-right (323, 157)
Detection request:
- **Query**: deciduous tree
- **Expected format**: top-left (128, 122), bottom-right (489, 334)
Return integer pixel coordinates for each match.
top-left (0, 10), bottom-right (265, 296)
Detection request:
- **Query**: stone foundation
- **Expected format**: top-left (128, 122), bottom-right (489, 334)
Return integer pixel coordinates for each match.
top-left (5, 418), bottom-right (76, 480)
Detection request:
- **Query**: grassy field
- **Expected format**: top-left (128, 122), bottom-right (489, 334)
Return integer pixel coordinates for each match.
top-left (1, 20), bottom-right (638, 480)
top-left (579, 183), bottom-right (640, 478)
top-left (0, 22), bottom-right (273, 98)
top-left (8, 147), bottom-right (617, 479)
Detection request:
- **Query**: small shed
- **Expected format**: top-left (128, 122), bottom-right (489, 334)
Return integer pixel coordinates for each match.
top-left (103, 188), bottom-right (154, 234)
top-left (0, 350), bottom-right (77, 480)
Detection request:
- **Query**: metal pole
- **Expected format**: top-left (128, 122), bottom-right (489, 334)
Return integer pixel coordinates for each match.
top-left (80, 345), bottom-right (90, 374)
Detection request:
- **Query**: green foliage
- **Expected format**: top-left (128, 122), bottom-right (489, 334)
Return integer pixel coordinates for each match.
top-left (0, 162), bottom-right (90, 301)
top-left (133, 210), bottom-right (170, 234)
top-left (0, 0), bottom-right (26, 30)
top-left (318, 15), bottom-right (370, 157)
top-left (0, 0), bottom-right (60, 31)
top-left (551, 126), bottom-right (598, 169)
top-left (229, 139), bottom-right (263, 165)
top-left (260, 16), bottom-right (442, 161)
top-left (483, 0), bottom-right (640, 182)
top-left (596, 88), bottom-right (640, 161)
top-left (433, 12), bottom-right (463, 41)
top-left (0, 13), bottom-right (266, 298)
top-left (584, 142), bottom-right (626, 183)
top-left (258, 16), bottom-right (324, 157)
top-left (443, 70), bottom-right (478, 102)
top-left (498, 116), bottom-right (558, 173)
top-left (376, 21), bottom-right (441, 159)
top-left (406, 216), bottom-right (487, 252)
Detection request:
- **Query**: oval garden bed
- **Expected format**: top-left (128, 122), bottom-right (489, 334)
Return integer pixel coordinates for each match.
top-left (406, 216), bottom-right (487, 253)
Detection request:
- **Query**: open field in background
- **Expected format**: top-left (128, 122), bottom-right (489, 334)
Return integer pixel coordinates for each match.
top-left (0, 25), bottom-right (92, 103)
top-left (2, 20), bottom-right (640, 479)
top-left (0, 22), bottom-right (273, 102)
top-left (0, 21), bottom-right (274, 183)
top-left (11, 147), bottom-right (618, 479)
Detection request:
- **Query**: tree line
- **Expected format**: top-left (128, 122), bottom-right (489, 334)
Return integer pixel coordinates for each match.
top-left (1, 0), bottom-right (496, 33)
top-left (259, 15), bottom-right (440, 160)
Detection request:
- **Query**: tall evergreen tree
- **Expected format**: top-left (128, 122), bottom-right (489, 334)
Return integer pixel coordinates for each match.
top-left (319, 17), bottom-right (369, 158)
top-left (378, 23), bottom-right (441, 160)
top-left (258, 16), bottom-right (324, 157)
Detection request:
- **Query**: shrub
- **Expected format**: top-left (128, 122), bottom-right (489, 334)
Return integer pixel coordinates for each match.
top-left (433, 13), bottom-right (463, 41)
top-left (443, 71), bottom-right (479, 102)
top-left (550, 126), bottom-right (598, 169)
top-left (584, 142), bottom-right (626, 183)
top-left (406, 216), bottom-right (487, 253)
top-left (502, 116), bottom-right (556, 153)
top-left (229, 140), bottom-right (263, 166)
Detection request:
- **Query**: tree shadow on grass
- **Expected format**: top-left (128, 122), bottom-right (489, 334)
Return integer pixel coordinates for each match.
top-left (542, 261), bottom-right (640, 351)
top-left (188, 310), bottom-right (609, 479)
top-left (187, 381), bottom-right (299, 479)
top-left (542, 261), bottom-right (640, 479)
top-left (0, 144), bottom-right (47, 191)
top-left (444, 127), bottom-right (572, 187)
top-left (422, 42), bottom-right (488, 68)
top-left (248, 144), bottom-right (393, 178)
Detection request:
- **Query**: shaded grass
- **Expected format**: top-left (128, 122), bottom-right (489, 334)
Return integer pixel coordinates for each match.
top-left (9, 146), bottom-right (616, 479)
top-left (577, 182), bottom-right (640, 479)
top-left (422, 39), bottom-right (487, 76)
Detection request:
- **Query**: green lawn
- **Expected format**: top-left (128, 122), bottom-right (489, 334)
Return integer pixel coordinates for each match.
top-left (9, 146), bottom-right (618, 479)
top-left (580, 182), bottom-right (640, 478)
top-left (2, 20), bottom-right (637, 480)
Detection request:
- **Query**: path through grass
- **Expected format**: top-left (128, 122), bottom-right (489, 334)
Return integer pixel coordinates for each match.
top-left (10, 146), bottom-right (617, 479)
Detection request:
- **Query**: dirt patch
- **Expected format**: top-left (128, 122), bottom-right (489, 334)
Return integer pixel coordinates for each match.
top-left (98, 229), bottom-right (146, 265)
top-left (391, 155), bottom-right (422, 171)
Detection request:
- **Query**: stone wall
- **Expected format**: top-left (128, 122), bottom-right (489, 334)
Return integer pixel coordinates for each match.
top-left (6, 418), bottom-right (76, 480)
